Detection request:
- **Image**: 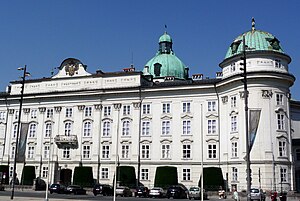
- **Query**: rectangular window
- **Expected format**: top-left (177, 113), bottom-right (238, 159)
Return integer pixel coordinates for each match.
top-left (162, 120), bottom-right (170, 135)
top-left (208, 101), bottom-right (216, 112)
top-left (29, 124), bottom-right (37, 138)
top-left (27, 146), bottom-right (35, 159)
top-left (162, 103), bottom-right (171, 114)
top-left (161, 144), bottom-right (171, 159)
top-left (208, 119), bottom-right (217, 134)
top-left (0, 111), bottom-right (6, 120)
top-left (44, 145), bottom-right (50, 159)
top-left (65, 108), bottom-right (73, 118)
top-left (183, 168), bottom-right (191, 181)
top-left (123, 105), bottom-right (131, 115)
top-left (63, 147), bottom-right (70, 159)
top-left (64, 122), bottom-right (72, 136)
top-left (142, 104), bottom-right (151, 115)
top-left (183, 102), bottom-right (191, 113)
top-left (141, 168), bottom-right (149, 180)
top-left (84, 106), bottom-right (92, 117)
top-left (275, 59), bottom-right (282, 68)
top-left (183, 144), bottom-right (191, 159)
top-left (83, 145), bottom-right (91, 159)
top-left (279, 141), bottom-right (287, 157)
top-left (46, 109), bottom-right (53, 119)
top-left (276, 94), bottom-right (284, 105)
top-left (121, 145), bottom-right (130, 159)
top-left (208, 144), bottom-right (217, 159)
top-left (103, 106), bottom-right (111, 116)
top-left (231, 96), bottom-right (237, 108)
top-left (83, 122), bottom-right (92, 137)
top-left (9, 166), bottom-right (13, 177)
top-left (230, 63), bottom-right (236, 72)
top-left (232, 142), bottom-right (238, 158)
top-left (11, 146), bottom-right (16, 159)
top-left (12, 124), bottom-right (18, 138)
top-left (183, 120), bottom-right (191, 135)
top-left (142, 121), bottom-right (150, 136)
top-left (231, 116), bottom-right (238, 132)
top-left (232, 167), bottom-right (238, 181)
top-left (101, 167), bottom-right (109, 179)
top-left (14, 110), bottom-right (19, 120)
top-left (30, 109), bottom-right (37, 119)
top-left (102, 145), bottom-right (110, 159)
top-left (141, 144), bottom-right (150, 159)
top-left (42, 166), bottom-right (48, 178)
top-left (122, 120), bottom-right (130, 136)
top-left (280, 167), bottom-right (287, 182)
top-left (277, 113), bottom-right (285, 130)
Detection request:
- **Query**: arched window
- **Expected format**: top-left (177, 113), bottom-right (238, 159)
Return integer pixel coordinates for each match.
top-left (45, 122), bottom-right (52, 138)
top-left (103, 121), bottom-right (111, 137)
top-left (83, 121), bottom-right (92, 137)
top-left (64, 122), bottom-right (72, 136)
top-left (122, 120), bottom-right (130, 136)
top-left (29, 123), bottom-right (37, 138)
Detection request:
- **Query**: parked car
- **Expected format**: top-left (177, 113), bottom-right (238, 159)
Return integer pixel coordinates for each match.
top-left (149, 187), bottom-right (165, 198)
top-left (167, 185), bottom-right (187, 199)
top-left (116, 186), bottom-right (132, 197)
top-left (65, 185), bottom-right (86, 195)
top-left (188, 187), bottom-right (208, 200)
top-left (135, 186), bottom-right (149, 197)
top-left (93, 184), bottom-right (113, 196)
top-left (250, 188), bottom-right (265, 201)
top-left (49, 184), bottom-right (66, 194)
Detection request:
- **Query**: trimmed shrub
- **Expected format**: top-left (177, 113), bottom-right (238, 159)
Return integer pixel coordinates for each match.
top-left (116, 166), bottom-right (136, 188)
top-left (73, 166), bottom-right (94, 187)
top-left (21, 166), bottom-right (36, 185)
top-left (199, 167), bottom-right (224, 191)
top-left (0, 165), bottom-right (9, 184)
top-left (154, 166), bottom-right (178, 189)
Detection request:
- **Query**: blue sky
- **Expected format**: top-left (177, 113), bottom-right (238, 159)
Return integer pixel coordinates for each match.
top-left (1, 0), bottom-right (300, 99)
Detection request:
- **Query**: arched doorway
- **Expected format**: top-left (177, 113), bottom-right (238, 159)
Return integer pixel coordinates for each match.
top-left (60, 168), bottom-right (72, 186)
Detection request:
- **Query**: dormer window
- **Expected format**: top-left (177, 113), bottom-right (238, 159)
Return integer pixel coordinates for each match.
top-left (154, 63), bottom-right (162, 77)
top-left (275, 59), bottom-right (282, 68)
top-left (230, 63), bottom-right (236, 72)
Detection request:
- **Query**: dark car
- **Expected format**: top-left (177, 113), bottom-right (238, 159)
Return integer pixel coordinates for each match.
top-left (135, 186), bottom-right (149, 197)
top-left (93, 184), bottom-right (113, 196)
top-left (65, 185), bottom-right (86, 195)
top-left (49, 184), bottom-right (66, 194)
top-left (167, 185), bottom-right (187, 199)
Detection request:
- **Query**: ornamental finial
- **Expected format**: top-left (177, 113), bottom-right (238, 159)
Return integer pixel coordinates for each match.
top-left (252, 17), bottom-right (256, 32)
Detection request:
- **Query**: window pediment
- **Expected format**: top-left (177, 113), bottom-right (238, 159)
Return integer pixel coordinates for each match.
top-left (83, 118), bottom-right (93, 122)
top-left (160, 139), bottom-right (172, 143)
top-left (230, 136), bottom-right (239, 141)
top-left (141, 140), bottom-right (152, 144)
top-left (101, 140), bottom-right (112, 144)
top-left (181, 139), bottom-right (193, 143)
top-left (142, 116), bottom-right (152, 121)
top-left (181, 114), bottom-right (193, 119)
top-left (161, 115), bottom-right (172, 120)
top-left (206, 138), bottom-right (219, 143)
top-left (120, 140), bottom-right (132, 144)
top-left (63, 119), bottom-right (74, 123)
top-left (121, 117), bottom-right (133, 121)
top-left (230, 110), bottom-right (239, 116)
top-left (206, 113), bottom-right (218, 118)
top-left (102, 117), bottom-right (113, 122)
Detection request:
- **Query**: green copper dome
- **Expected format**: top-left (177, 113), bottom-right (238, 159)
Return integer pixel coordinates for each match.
top-left (225, 29), bottom-right (285, 59)
top-left (143, 32), bottom-right (188, 80)
top-left (159, 32), bottom-right (172, 43)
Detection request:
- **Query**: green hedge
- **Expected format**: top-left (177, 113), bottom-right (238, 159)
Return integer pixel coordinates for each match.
top-left (73, 166), bottom-right (94, 187)
top-left (154, 166), bottom-right (178, 189)
top-left (116, 166), bottom-right (136, 188)
top-left (199, 167), bottom-right (224, 191)
top-left (21, 166), bottom-right (36, 185)
top-left (0, 165), bottom-right (9, 184)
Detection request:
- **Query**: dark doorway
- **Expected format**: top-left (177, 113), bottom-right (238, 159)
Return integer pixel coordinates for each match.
top-left (60, 168), bottom-right (72, 186)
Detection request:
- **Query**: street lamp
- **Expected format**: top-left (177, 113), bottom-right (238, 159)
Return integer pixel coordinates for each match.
top-left (11, 65), bottom-right (30, 200)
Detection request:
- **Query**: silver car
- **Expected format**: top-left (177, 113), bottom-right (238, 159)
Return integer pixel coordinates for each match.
top-left (149, 187), bottom-right (165, 198)
top-left (250, 188), bottom-right (265, 201)
top-left (188, 187), bottom-right (208, 200)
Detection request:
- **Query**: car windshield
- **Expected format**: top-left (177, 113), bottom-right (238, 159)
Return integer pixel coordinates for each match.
top-left (190, 187), bottom-right (200, 191)
top-left (251, 189), bottom-right (259, 193)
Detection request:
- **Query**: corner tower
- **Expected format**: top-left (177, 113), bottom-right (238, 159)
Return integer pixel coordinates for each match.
top-left (143, 32), bottom-right (189, 81)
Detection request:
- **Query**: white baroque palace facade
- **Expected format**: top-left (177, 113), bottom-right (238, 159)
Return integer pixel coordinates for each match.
top-left (0, 21), bottom-right (299, 192)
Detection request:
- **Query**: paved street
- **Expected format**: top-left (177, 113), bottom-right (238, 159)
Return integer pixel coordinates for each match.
top-left (0, 189), bottom-right (299, 201)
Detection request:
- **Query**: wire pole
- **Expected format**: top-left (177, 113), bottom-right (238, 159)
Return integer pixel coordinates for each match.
top-left (241, 35), bottom-right (251, 201)
top-left (11, 65), bottom-right (27, 200)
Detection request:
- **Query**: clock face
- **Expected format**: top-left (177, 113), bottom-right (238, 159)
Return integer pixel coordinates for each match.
top-left (65, 60), bottom-right (79, 76)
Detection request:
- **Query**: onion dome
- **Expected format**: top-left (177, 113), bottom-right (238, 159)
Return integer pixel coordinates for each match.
top-left (143, 32), bottom-right (189, 80)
